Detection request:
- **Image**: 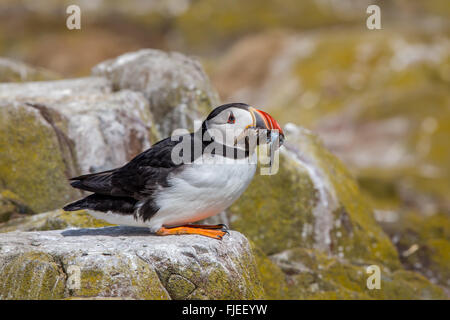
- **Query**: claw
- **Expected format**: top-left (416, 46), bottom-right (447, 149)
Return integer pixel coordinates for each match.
top-left (217, 223), bottom-right (229, 230)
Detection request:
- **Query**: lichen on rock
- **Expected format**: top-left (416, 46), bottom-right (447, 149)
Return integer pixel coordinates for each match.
top-left (92, 49), bottom-right (220, 137)
top-left (0, 190), bottom-right (33, 223)
top-left (0, 77), bottom-right (156, 213)
top-left (0, 228), bottom-right (264, 300)
top-left (0, 57), bottom-right (60, 83)
top-left (231, 124), bottom-right (400, 269)
top-left (0, 101), bottom-right (81, 213)
top-left (270, 247), bottom-right (446, 300)
top-left (0, 209), bottom-right (112, 233)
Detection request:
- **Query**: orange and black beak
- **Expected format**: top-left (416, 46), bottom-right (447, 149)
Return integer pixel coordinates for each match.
top-left (250, 107), bottom-right (284, 135)
top-left (249, 107), bottom-right (285, 144)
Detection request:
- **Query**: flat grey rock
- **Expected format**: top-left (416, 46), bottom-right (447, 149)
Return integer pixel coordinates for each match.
top-left (0, 228), bottom-right (264, 300)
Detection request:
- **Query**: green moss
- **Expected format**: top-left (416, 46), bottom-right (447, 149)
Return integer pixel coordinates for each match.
top-left (154, 242), bottom-right (265, 299)
top-left (231, 130), bottom-right (400, 269)
top-left (250, 242), bottom-right (289, 299)
top-left (0, 209), bottom-right (112, 233)
top-left (304, 133), bottom-right (401, 269)
top-left (67, 256), bottom-right (169, 300)
top-left (165, 274), bottom-right (196, 299)
top-left (0, 103), bottom-right (80, 213)
top-left (383, 212), bottom-right (450, 288)
top-left (176, 0), bottom-right (371, 50)
top-left (0, 61), bottom-right (59, 83)
top-left (230, 154), bottom-right (317, 255)
top-left (44, 209), bottom-right (114, 230)
top-left (0, 190), bottom-right (27, 223)
top-left (278, 247), bottom-right (446, 300)
top-left (228, 244), bottom-right (266, 299)
top-left (0, 252), bottom-right (66, 299)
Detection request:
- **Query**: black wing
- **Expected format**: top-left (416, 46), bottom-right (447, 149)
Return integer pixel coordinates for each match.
top-left (69, 136), bottom-right (184, 200)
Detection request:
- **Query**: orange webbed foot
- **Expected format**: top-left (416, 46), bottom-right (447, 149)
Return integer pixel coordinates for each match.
top-left (155, 225), bottom-right (229, 240)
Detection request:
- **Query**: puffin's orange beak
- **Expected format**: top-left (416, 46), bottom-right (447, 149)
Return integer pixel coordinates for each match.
top-left (235, 107), bottom-right (285, 146)
top-left (249, 107), bottom-right (284, 138)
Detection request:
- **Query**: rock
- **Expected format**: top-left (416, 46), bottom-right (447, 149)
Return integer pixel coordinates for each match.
top-left (0, 209), bottom-right (112, 233)
top-left (0, 77), bottom-right (155, 213)
top-left (224, 123), bottom-right (450, 299)
top-left (211, 29), bottom-right (450, 215)
top-left (0, 190), bottom-right (32, 223)
top-left (176, 0), bottom-right (412, 50)
top-left (380, 211), bottom-right (450, 290)
top-left (0, 57), bottom-right (59, 82)
top-left (212, 29), bottom-right (450, 294)
top-left (92, 49), bottom-right (220, 137)
top-left (230, 124), bottom-right (400, 269)
top-left (270, 247), bottom-right (446, 299)
top-left (0, 228), bottom-right (264, 300)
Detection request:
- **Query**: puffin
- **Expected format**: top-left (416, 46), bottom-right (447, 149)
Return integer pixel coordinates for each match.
top-left (63, 103), bottom-right (284, 239)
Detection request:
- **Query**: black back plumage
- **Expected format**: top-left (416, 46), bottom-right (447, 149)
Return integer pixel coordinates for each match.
top-left (63, 135), bottom-right (184, 221)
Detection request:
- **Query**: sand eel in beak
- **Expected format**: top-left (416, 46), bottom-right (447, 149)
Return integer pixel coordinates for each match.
top-left (63, 103), bottom-right (284, 240)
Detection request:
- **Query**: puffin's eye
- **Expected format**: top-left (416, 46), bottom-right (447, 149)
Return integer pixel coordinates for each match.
top-left (227, 112), bottom-right (235, 124)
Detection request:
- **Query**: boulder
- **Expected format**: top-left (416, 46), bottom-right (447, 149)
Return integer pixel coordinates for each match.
top-left (0, 228), bottom-right (264, 300)
top-left (380, 211), bottom-right (450, 290)
top-left (211, 29), bottom-right (450, 215)
top-left (212, 29), bottom-right (450, 295)
top-left (0, 209), bottom-right (111, 233)
top-left (0, 77), bottom-right (155, 213)
top-left (92, 49), bottom-right (220, 137)
top-left (0, 57), bottom-right (59, 82)
top-left (230, 124), bottom-right (400, 269)
top-left (0, 190), bottom-right (32, 223)
top-left (271, 247), bottom-right (446, 299)
top-left (226, 124), bottom-right (448, 299)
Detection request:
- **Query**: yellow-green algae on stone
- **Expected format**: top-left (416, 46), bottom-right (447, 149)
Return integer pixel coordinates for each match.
top-left (271, 247), bottom-right (446, 300)
top-left (0, 229), bottom-right (263, 300)
top-left (382, 211), bottom-right (450, 288)
top-left (0, 252), bottom-right (66, 299)
top-left (230, 153), bottom-right (317, 256)
top-left (0, 57), bottom-right (60, 83)
top-left (61, 254), bottom-right (169, 299)
top-left (250, 242), bottom-right (289, 300)
top-left (0, 190), bottom-right (32, 223)
top-left (300, 129), bottom-right (400, 268)
top-left (153, 238), bottom-right (265, 300)
top-left (230, 127), bottom-right (400, 269)
top-left (0, 102), bottom-right (80, 213)
top-left (92, 49), bottom-right (220, 138)
top-left (0, 209), bottom-right (112, 233)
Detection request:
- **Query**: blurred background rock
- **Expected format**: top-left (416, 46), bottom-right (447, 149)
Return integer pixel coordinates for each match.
top-left (0, 0), bottom-right (449, 298)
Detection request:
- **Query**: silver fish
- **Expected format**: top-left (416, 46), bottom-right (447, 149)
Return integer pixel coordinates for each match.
top-left (268, 130), bottom-right (283, 173)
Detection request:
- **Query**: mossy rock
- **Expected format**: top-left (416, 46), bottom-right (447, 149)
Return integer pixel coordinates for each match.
top-left (62, 253), bottom-right (169, 299)
top-left (0, 228), bottom-right (263, 300)
top-left (152, 235), bottom-right (265, 300)
top-left (0, 102), bottom-right (80, 213)
top-left (271, 247), bottom-right (446, 300)
top-left (0, 57), bottom-right (59, 82)
top-left (212, 29), bottom-right (450, 218)
top-left (250, 242), bottom-right (289, 300)
top-left (0, 190), bottom-right (33, 223)
top-left (0, 209), bottom-right (112, 233)
top-left (381, 211), bottom-right (450, 289)
top-left (92, 49), bottom-right (220, 138)
top-left (0, 77), bottom-right (156, 214)
top-left (0, 252), bottom-right (66, 299)
top-left (230, 125), bottom-right (400, 270)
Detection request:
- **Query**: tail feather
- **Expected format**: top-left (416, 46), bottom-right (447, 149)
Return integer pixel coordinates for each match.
top-left (69, 170), bottom-right (114, 194)
top-left (63, 194), bottom-right (137, 214)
